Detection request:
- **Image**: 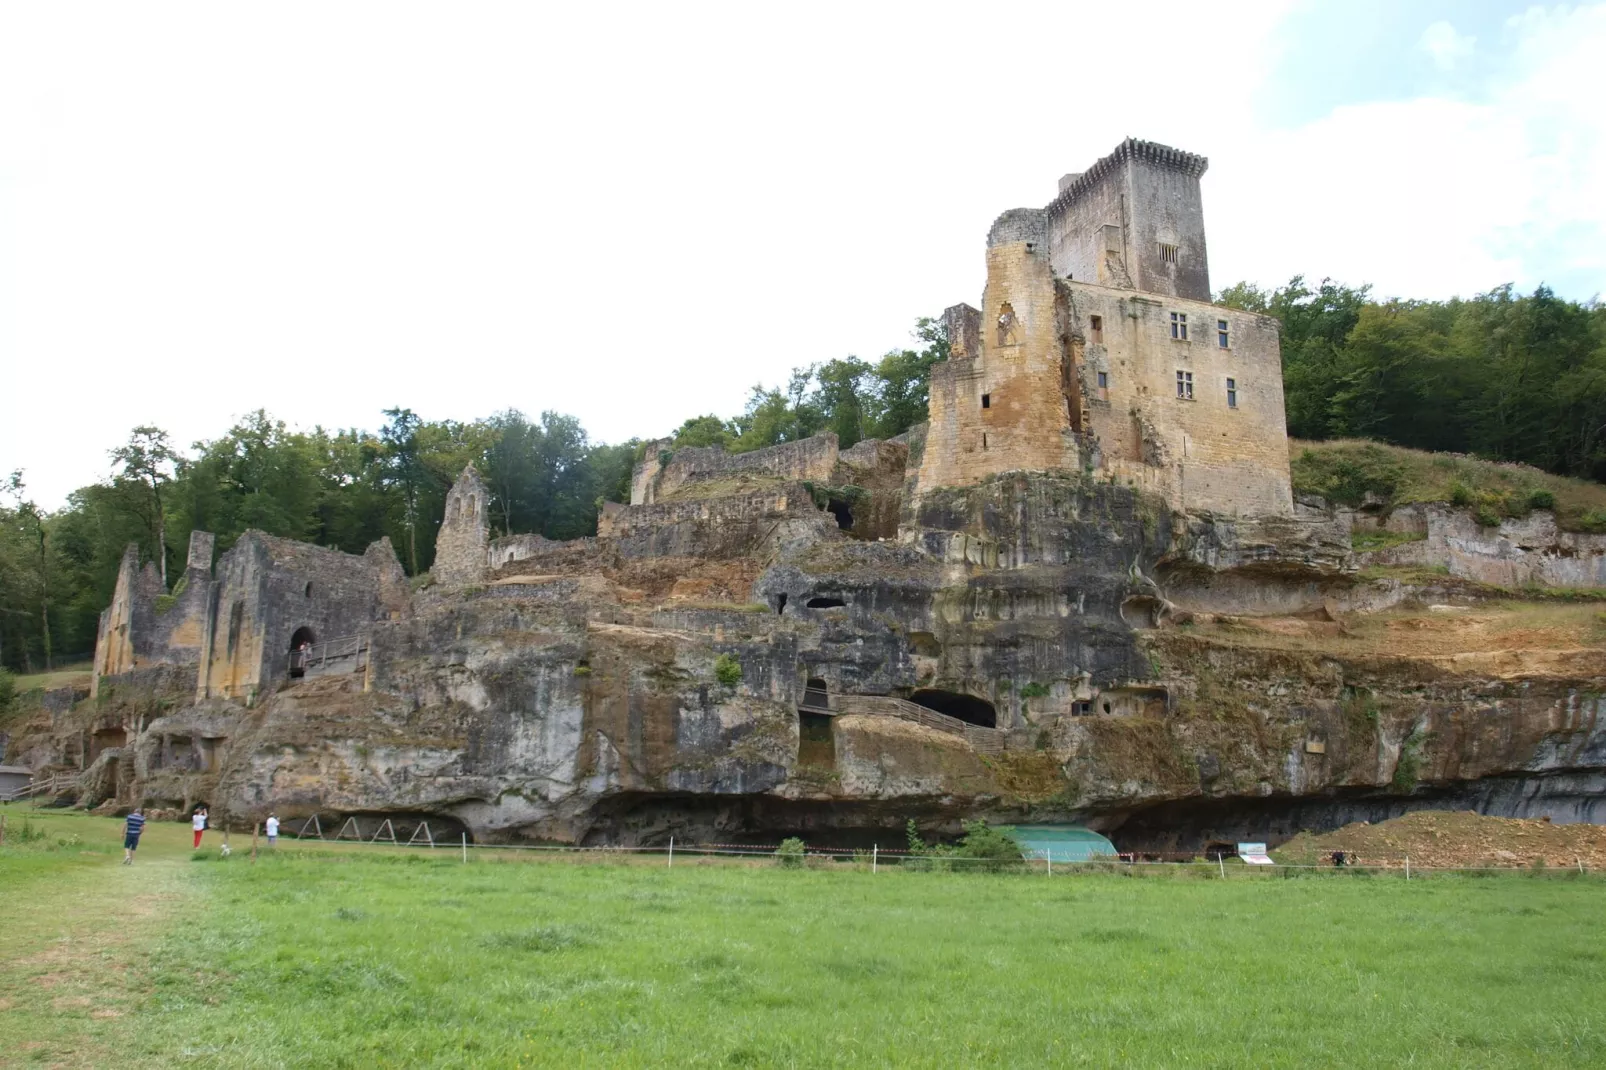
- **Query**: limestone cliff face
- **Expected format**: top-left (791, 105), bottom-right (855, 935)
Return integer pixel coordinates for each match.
top-left (12, 460), bottom-right (1605, 852)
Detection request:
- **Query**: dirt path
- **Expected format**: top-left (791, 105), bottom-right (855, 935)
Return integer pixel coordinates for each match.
top-left (0, 853), bottom-right (194, 1068)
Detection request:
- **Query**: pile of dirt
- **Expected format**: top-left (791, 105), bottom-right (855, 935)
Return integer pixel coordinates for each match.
top-left (1276, 810), bottom-right (1606, 869)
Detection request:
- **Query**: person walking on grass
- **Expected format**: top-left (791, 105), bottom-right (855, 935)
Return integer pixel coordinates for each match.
top-left (122, 808), bottom-right (146, 865)
top-left (265, 813), bottom-right (279, 848)
top-left (192, 806), bottom-right (208, 849)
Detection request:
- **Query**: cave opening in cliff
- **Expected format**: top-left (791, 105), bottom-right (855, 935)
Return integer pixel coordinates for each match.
top-left (826, 498), bottom-right (854, 530)
top-left (806, 596), bottom-right (846, 609)
top-left (798, 712), bottom-right (835, 768)
top-left (909, 688), bottom-right (996, 728)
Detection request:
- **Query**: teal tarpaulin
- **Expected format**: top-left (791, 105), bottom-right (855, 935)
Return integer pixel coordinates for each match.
top-left (1004, 825), bottom-right (1119, 863)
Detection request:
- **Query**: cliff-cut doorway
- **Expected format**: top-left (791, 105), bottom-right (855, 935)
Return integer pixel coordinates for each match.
top-left (909, 688), bottom-right (996, 728)
top-left (289, 626), bottom-right (317, 678)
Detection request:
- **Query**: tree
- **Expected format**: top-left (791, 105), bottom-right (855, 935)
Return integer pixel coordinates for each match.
top-left (3, 472), bottom-right (52, 671)
top-left (110, 426), bottom-right (178, 587)
top-left (379, 408), bottom-right (429, 574)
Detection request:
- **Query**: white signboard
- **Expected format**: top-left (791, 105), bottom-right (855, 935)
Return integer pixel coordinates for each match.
top-left (1237, 842), bottom-right (1274, 865)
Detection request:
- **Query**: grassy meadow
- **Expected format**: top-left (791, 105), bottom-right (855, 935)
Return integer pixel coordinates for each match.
top-left (3, 808), bottom-right (1605, 1068)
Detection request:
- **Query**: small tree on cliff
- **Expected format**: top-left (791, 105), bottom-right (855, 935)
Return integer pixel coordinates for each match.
top-left (110, 427), bottom-right (177, 588)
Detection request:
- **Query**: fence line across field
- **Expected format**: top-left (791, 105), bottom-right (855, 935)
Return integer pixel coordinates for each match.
top-left (262, 821), bottom-right (1597, 876)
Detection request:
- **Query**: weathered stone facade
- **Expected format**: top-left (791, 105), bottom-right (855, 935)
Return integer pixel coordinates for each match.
top-left (915, 139), bottom-right (1290, 519)
top-left (432, 464), bottom-right (490, 587)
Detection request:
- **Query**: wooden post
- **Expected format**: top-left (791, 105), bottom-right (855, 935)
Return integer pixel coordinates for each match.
top-left (252, 822), bottom-right (259, 862)
top-left (1047, 852), bottom-right (1052, 877)
top-left (1, 813), bottom-right (7, 846)
top-left (461, 831), bottom-right (467, 864)
top-left (1405, 855), bottom-right (1410, 881)
top-left (668, 836), bottom-right (674, 868)
top-left (1218, 853), bottom-right (1226, 879)
top-left (872, 844), bottom-right (877, 874)
top-left (1578, 857), bottom-right (1584, 875)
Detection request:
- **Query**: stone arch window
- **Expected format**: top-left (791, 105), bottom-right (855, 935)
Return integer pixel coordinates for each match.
top-left (996, 303), bottom-right (1019, 347)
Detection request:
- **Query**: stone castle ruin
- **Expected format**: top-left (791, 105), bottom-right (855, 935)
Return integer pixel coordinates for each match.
top-left (18, 139), bottom-right (1606, 851)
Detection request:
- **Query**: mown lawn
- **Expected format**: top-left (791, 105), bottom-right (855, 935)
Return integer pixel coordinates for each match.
top-left (4, 809), bottom-right (1606, 1068)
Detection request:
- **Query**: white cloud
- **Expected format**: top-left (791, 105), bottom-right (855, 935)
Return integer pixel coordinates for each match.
top-left (1420, 20), bottom-right (1476, 71)
top-left (1210, 5), bottom-right (1605, 302)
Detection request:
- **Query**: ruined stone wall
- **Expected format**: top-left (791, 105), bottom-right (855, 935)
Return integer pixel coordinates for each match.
top-left (489, 533), bottom-right (556, 570)
top-left (1356, 504), bottom-right (1606, 588)
top-left (601, 484), bottom-right (831, 559)
top-left (197, 533), bottom-right (400, 704)
top-left (1046, 139), bottom-right (1210, 301)
top-left (91, 532), bottom-right (215, 696)
top-left (630, 434), bottom-right (840, 505)
top-left (915, 213), bottom-right (1083, 497)
top-left (432, 465), bottom-right (489, 586)
top-left (1065, 281), bottom-right (1291, 517)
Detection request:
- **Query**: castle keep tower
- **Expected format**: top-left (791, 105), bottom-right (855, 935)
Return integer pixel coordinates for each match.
top-left (915, 138), bottom-right (1293, 519)
top-left (1045, 138), bottom-right (1210, 301)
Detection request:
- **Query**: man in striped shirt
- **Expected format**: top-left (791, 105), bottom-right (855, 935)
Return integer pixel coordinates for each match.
top-left (122, 808), bottom-right (146, 865)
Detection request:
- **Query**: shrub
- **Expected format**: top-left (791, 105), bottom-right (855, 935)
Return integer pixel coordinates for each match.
top-left (1577, 508), bottom-right (1606, 534)
top-left (657, 449), bottom-right (673, 468)
top-left (1449, 479), bottom-right (1475, 507)
top-left (1474, 503), bottom-right (1503, 528)
top-left (1527, 488), bottom-right (1556, 511)
top-left (713, 654), bottom-right (742, 687)
top-left (1291, 446), bottom-right (1404, 506)
top-left (954, 820), bottom-right (1025, 872)
top-left (1018, 682), bottom-right (1050, 699)
top-left (775, 837), bottom-right (806, 868)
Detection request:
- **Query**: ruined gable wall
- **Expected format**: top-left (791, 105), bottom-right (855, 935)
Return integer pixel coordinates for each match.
top-left (198, 533), bottom-right (393, 703)
top-left (433, 466), bottom-right (489, 586)
top-left (630, 434), bottom-right (841, 506)
top-left (91, 532), bottom-right (215, 696)
top-left (915, 211), bottom-right (1082, 497)
top-left (1064, 281), bottom-right (1290, 517)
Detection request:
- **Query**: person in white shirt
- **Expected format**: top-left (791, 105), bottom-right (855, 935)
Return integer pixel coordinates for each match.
top-left (265, 813), bottom-right (280, 848)
top-left (192, 807), bottom-right (208, 849)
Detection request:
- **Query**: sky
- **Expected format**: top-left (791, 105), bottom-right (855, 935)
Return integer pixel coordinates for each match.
top-left (1, 1), bottom-right (1602, 508)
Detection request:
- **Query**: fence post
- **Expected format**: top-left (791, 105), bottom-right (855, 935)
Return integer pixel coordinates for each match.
top-left (668, 836), bottom-right (674, 869)
top-left (872, 844), bottom-right (877, 874)
top-left (1218, 854), bottom-right (1226, 879)
top-left (1405, 855), bottom-right (1410, 881)
top-left (1046, 852), bottom-right (1051, 877)
top-left (252, 822), bottom-right (259, 862)
top-left (1578, 857), bottom-right (1585, 875)
top-left (462, 831), bottom-right (467, 864)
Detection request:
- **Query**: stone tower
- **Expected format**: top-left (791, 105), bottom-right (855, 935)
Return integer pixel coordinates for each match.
top-left (433, 465), bottom-right (489, 586)
top-left (1045, 138), bottom-right (1210, 301)
top-left (915, 208), bottom-right (1083, 493)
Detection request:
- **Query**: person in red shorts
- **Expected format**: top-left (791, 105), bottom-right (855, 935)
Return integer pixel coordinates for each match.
top-left (191, 806), bottom-right (208, 849)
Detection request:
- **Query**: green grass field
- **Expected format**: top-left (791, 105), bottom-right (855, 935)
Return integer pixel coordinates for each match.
top-left (3, 809), bottom-right (1605, 1068)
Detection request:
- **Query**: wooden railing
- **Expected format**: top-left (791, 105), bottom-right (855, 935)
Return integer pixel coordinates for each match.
top-left (0, 772), bottom-right (77, 803)
top-left (806, 693), bottom-right (1005, 755)
top-left (288, 635), bottom-right (369, 678)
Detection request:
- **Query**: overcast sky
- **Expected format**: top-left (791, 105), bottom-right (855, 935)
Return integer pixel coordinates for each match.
top-left (2, 1), bottom-right (1602, 507)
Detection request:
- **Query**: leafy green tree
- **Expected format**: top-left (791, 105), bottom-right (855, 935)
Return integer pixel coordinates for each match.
top-left (109, 426), bottom-right (178, 586)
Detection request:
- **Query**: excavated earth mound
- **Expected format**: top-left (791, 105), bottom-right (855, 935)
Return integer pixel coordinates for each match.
top-left (1277, 810), bottom-right (1606, 869)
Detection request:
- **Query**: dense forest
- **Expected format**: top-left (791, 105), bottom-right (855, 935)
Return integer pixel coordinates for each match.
top-left (2, 281), bottom-right (1604, 675)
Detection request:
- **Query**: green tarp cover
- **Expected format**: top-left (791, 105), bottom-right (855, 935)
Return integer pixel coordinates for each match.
top-left (1004, 825), bottom-right (1119, 862)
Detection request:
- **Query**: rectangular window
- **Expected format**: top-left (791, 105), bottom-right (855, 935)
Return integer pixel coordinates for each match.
top-left (1170, 312), bottom-right (1188, 340)
top-left (1159, 243), bottom-right (1178, 264)
top-left (1226, 378), bottom-right (1237, 408)
top-left (1089, 314), bottom-right (1103, 343)
top-left (981, 393), bottom-right (990, 409)
top-left (1097, 371), bottom-right (1108, 389)
top-left (1176, 370), bottom-right (1193, 399)
top-left (1217, 319), bottom-right (1229, 348)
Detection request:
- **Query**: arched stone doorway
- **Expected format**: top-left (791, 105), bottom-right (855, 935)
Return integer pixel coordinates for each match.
top-left (289, 626), bottom-right (317, 678)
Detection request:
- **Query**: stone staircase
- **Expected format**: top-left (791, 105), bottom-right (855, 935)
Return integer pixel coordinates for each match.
top-left (808, 693), bottom-right (1005, 755)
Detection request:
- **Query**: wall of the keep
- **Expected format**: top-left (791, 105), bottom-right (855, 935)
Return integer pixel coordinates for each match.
top-left (1065, 281), bottom-right (1291, 517)
top-left (1047, 151), bottom-right (1210, 301)
top-left (90, 532), bottom-right (215, 696)
top-left (916, 212), bottom-right (1083, 496)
